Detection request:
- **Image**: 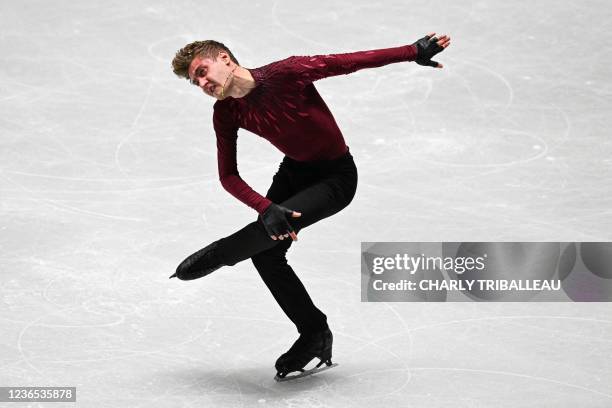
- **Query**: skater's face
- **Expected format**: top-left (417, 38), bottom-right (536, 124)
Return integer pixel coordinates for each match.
top-left (188, 52), bottom-right (234, 99)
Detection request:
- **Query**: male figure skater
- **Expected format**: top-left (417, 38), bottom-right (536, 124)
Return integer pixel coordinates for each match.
top-left (170, 33), bottom-right (450, 379)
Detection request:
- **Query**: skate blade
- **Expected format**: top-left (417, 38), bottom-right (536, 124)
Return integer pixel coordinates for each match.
top-left (274, 363), bottom-right (338, 382)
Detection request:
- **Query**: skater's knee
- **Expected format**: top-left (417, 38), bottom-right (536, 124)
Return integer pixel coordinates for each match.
top-left (251, 245), bottom-right (290, 270)
top-left (251, 253), bottom-right (287, 270)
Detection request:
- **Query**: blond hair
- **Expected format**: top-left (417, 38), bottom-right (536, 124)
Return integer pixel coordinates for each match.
top-left (172, 40), bottom-right (240, 80)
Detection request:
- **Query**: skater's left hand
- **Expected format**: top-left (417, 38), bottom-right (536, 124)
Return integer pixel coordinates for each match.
top-left (412, 32), bottom-right (451, 68)
top-left (259, 203), bottom-right (301, 241)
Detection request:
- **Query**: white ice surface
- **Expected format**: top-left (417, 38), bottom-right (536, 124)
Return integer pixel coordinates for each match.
top-left (1, 0), bottom-right (612, 407)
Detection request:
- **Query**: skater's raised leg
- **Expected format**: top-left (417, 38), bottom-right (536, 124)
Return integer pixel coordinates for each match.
top-left (171, 151), bottom-right (357, 280)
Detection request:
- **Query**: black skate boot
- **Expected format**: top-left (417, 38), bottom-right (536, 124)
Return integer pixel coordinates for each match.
top-left (274, 328), bottom-right (337, 381)
top-left (170, 241), bottom-right (225, 280)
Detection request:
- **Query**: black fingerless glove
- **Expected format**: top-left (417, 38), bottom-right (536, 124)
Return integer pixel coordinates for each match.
top-left (412, 35), bottom-right (444, 67)
top-left (259, 203), bottom-right (295, 238)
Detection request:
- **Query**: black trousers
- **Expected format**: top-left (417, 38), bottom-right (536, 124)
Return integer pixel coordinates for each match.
top-left (215, 147), bottom-right (358, 334)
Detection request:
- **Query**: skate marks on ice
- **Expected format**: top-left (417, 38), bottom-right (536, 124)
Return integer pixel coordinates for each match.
top-left (2, 0), bottom-right (612, 407)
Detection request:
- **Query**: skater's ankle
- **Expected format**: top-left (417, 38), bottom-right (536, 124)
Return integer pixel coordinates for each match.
top-left (300, 326), bottom-right (330, 337)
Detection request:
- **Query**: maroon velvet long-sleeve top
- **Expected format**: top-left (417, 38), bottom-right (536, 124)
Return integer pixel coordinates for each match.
top-left (212, 44), bottom-right (418, 214)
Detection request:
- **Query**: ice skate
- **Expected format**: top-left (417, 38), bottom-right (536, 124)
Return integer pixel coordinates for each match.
top-left (274, 328), bottom-right (337, 382)
top-left (170, 241), bottom-right (225, 280)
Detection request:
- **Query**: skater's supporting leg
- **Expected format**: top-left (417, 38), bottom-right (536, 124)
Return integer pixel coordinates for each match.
top-left (250, 155), bottom-right (353, 334)
top-left (251, 238), bottom-right (328, 334)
